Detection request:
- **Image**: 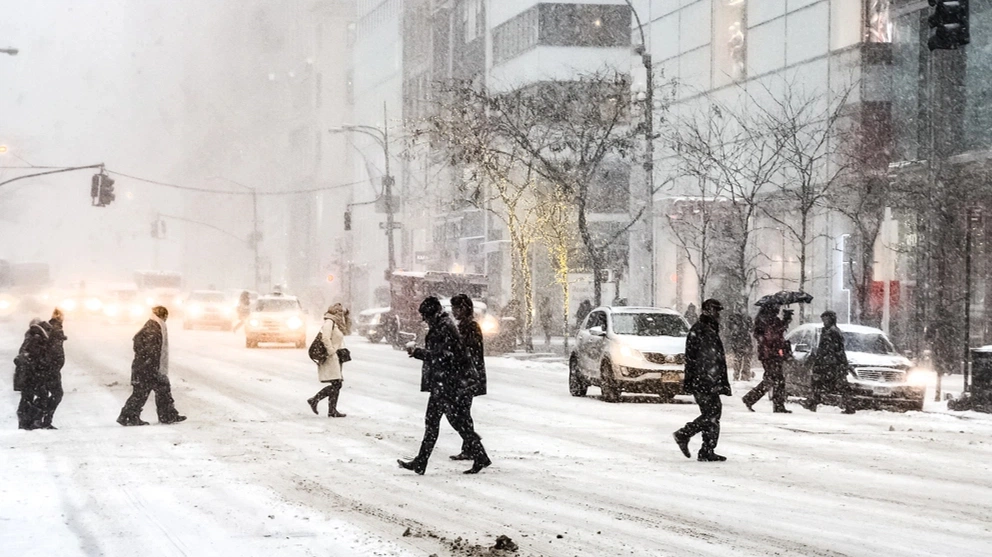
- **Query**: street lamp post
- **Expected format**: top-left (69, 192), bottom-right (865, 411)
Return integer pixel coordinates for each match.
top-left (206, 176), bottom-right (261, 293)
top-left (626, 0), bottom-right (655, 306)
top-left (329, 103), bottom-right (397, 276)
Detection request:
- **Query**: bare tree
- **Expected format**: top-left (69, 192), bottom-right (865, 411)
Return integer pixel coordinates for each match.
top-left (428, 73), bottom-right (670, 306)
top-left (533, 183), bottom-right (577, 348)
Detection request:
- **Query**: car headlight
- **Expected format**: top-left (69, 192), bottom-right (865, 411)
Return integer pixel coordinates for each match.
top-left (188, 304), bottom-right (203, 317)
top-left (907, 368), bottom-right (933, 386)
top-left (146, 297), bottom-right (155, 306)
top-left (222, 306), bottom-right (233, 316)
top-left (286, 316), bottom-right (303, 330)
top-left (61, 298), bottom-right (78, 312)
top-left (480, 315), bottom-right (499, 335)
top-left (0, 299), bottom-right (10, 310)
top-left (84, 297), bottom-right (102, 312)
top-left (130, 304), bottom-right (144, 317)
top-left (174, 296), bottom-right (184, 306)
top-left (104, 304), bottom-right (119, 317)
top-left (619, 345), bottom-right (645, 361)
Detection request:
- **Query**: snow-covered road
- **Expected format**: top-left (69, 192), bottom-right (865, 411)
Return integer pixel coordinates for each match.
top-left (2, 320), bottom-right (992, 557)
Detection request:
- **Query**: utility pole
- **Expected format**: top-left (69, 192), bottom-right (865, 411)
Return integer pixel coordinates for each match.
top-left (627, 0), bottom-right (655, 305)
top-left (329, 105), bottom-right (397, 279)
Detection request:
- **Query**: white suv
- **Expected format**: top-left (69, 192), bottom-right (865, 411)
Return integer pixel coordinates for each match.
top-left (569, 306), bottom-right (689, 402)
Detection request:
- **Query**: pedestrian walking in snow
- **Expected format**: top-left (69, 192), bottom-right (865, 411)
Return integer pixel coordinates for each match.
top-left (725, 307), bottom-right (754, 381)
top-left (742, 304), bottom-right (793, 413)
top-left (35, 308), bottom-right (67, 429)
top-left (448, 294), bottom-right (487, 461)
top-left (232, 290), bottom-right (251, 332)
top-left (673, 298), bottom-right (732, 462)
top-left (803, 310), bottom-right (856, 414)
top-left (574, 299), bottom-right (592, 332)
top-left (117, 306), bottom-right (186, 426)
top-left (14, 318), bottom-right (51, 430)
top-left (307, 303), bottom-right (350, 418)
top-left (538, 296), bottom-right (553, 347)
top-left (684, 303), bottom-right (699, 326)
top-left (398, 296), bottom-right (490, 475)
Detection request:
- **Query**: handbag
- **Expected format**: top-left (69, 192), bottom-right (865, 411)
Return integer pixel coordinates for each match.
top-left (308, 332), bottom-right (329, 364)
top-left (336, 348), bottom-right (352, 364)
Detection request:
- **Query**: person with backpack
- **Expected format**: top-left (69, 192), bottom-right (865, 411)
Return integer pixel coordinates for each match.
top-left (307, 303), bottom-right (350, 418)
top-left (36, 308), bottom-right (67, 429)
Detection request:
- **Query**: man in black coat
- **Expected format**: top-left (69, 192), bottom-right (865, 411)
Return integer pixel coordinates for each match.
top-left (674, 298), bottom-right (732, 462)
top-left (448, 293), bottom-right (487, 461)
top-left (399, 296), bottom-right (491, 475)
top-left (35, 308), bottom-right (67, 429)
top-left (117, 306), bottom-right (186, 426)
top-left (805, 310), bottom-right (856, 414)
top-left (15, 318), bottom-right (51, 430)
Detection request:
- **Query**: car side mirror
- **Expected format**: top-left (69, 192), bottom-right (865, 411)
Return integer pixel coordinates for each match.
top-left (794, 343), bottom-right (810, 353)
top-left (589, 326), bottom-right (606, 337)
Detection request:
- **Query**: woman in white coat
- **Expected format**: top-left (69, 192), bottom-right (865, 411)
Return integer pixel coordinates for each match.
top-left (307, 303), bottom-right (350, 417)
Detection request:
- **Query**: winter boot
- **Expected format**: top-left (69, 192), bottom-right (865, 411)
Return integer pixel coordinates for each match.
top-left (397, 459), bottom-right (426, 475)
top-left (673, 430), bottom-right (692, 459)
top-left (327, 384), bottom-right (346, 418)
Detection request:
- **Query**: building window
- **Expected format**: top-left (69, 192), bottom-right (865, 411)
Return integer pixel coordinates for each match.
top-left (866, 0), bottom-right (892, 43)
top-left (538, 4), bottom-right (631, 48)
top-left (712, 0), bottom-right (746, 86)
top-left (462, 0), bottom-right (484, 43)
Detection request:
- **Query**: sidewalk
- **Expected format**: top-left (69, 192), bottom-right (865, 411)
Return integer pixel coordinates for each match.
top-left (496, 335), bottom-right (573, 363)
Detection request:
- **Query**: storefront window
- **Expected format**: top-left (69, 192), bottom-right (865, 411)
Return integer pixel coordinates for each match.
top-left (713, 0), bottom-right (747, 87)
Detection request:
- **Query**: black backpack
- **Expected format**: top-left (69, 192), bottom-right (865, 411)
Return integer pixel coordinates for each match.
top-left (308, 332), bottom-right (328, 364)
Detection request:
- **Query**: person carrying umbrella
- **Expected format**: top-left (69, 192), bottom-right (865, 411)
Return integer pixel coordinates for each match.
top-left (742, 301), bottom-right (794, 413)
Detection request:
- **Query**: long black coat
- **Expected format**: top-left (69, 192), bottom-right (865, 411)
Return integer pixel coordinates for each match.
top-left (14, 321), bottom-right (51, 391)
top-left (411, 312), bottom-right (473, 401)
top-left (754, 308), bottom-right (790, 362)
top-left (130, 319), bottom-right (164, 385)
top-left (43, 320), bottom-right (67, 381)
top-left (458, 319), bottom-right (487, 397)
top-left (682, 314), bottom-right (732, 396)
top-left (811, 324), bottom-right (850, 387)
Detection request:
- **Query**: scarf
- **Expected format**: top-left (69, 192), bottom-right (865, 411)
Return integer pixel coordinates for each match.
top-left (152, 314), bottom-right (169, 376)
top-left (323, 304), bottom-right (351, 336)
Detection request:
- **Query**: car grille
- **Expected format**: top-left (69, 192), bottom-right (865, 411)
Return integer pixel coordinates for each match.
top-left (854, 368), bottom-right (905, 383)
top-left (644, 352), bottom-right (685, 365)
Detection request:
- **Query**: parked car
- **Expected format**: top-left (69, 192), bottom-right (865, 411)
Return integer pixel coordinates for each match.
top-left (184, 290), bottom-right (235, 330)
top-left (356, 306), bottom-right (390, 343)
top-left (245, 294), bottom-right (307, 348)
top-left (784, 323), bottom-right (926, 411)
top-left (569, 306), bottom-right (689, 402)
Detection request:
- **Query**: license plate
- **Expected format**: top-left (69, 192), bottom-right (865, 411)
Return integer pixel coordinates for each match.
top-left (872, 386), bottom-right (891, 395)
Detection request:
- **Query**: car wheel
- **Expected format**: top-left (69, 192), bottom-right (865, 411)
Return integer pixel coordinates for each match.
top-left (569, 357), bottom-right (588, 397)
top-left (246, 337), bottom-right (258, 348)
top-left (600, 360), bottom-right (620, 403)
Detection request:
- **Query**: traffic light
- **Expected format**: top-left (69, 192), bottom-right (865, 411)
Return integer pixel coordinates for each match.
top-left (344, 210), bottom-right (352, 231)
top-left (91, 173), bottom-right (116, 207)
top-left (99, 175), bottom-right (115, 206)
top-left (928, 0), bottom-right (969, 51)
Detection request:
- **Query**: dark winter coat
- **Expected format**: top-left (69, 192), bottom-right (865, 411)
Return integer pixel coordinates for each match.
top-left (811, 324), bottom-right (850, 387)
top-left (682, 314), bottom-right (732, 396)
top-left (458, 318), bottom-right (487, 397)
top-left (43, 320), bottom-right (67, 380)
top-left (754, 309), bottom-right (791, 362)
top-left (724, 312), bottom-right (754, 355)
top-left (411, 312), bottom-right (474, 401)
top-left (13, 321), bottom-right (51, 391)
top-left (131, 319), bottom-right (164, 385)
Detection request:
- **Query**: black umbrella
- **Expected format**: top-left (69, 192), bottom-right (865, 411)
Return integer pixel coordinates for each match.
top-left (754, 291), bottom-right (813, 307)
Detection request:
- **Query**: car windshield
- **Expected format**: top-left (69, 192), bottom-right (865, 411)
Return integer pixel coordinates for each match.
top-left (189, 292), bottom-right (226, 303)
top-left (611, 313), bottom-right (688, 337)
top-left (843, 331), bottom-right (897, 355)
top-left (256, 298), bottom-right (299, 312)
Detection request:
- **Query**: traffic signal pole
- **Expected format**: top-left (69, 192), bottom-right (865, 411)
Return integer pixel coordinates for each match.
top-left (0, 163), bottom-right (104, 188)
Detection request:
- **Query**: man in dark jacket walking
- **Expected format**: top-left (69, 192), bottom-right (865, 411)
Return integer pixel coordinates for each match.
top-left (673, 299), bottom-right (732, 461)
top-left (117, 306), bottom-right (186, 426)
top-left (449, 294), bottom-right (487, 461)
top-left (399, 296), bottom-right (490, 475)
top-left (15, 318), bottom-right (51, 430)
top-left (36, 308), bottom-right (67, 429)
top-left (742, 304), bottom-right (793, 413)
top-left (724, 307), bottom-right (754, 381)
top-left (805, 310), bottom-right (856, 414)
